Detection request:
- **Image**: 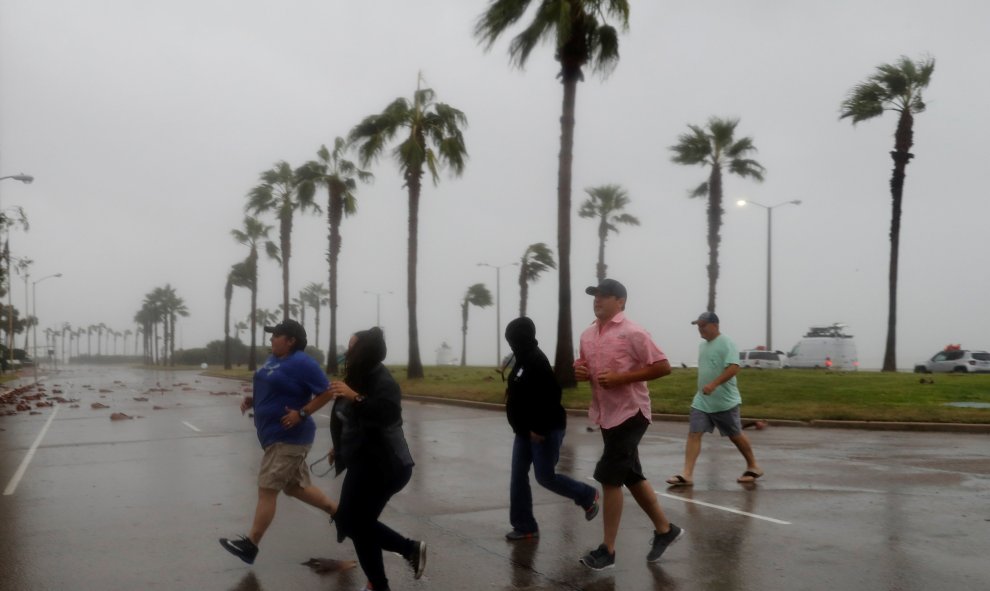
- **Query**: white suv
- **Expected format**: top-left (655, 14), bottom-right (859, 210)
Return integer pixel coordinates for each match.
top-left (739, 350), bottom-right (787, 369)
top-left (914, 349), bottom-right (990, 373)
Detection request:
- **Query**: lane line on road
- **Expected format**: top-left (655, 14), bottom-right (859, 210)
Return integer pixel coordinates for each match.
top-left (4, 405), bottom-right (61, 496)
top-left (657, 491), bottom-right (792, 525)
top-left (182, 421), bottom-right (202, 432)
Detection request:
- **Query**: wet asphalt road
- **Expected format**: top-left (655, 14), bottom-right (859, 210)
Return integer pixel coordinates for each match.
top-left (1, 365), bottom-right (989, 591)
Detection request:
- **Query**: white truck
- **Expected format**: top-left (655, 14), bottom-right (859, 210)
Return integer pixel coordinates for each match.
top-left (786, 324), bottom-right (859, 370)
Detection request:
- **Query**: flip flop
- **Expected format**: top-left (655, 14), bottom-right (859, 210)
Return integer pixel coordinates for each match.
top-left (665, 474), bottom-right (693, 486)
top-left (737, 470), bottom-right (764, 483)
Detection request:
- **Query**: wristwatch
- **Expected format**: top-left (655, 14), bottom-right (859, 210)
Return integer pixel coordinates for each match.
top-left (298, 408), bottom-right (309, 419)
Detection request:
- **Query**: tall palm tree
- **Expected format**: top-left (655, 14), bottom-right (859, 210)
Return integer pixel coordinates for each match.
top-left (841, 55), bottom-right (934, 372)
top-left (670, 117), bottom-right (765, 313)
top-left (225, 261), bottom-right (251, 370)
top-left (301, 282), bottom-right (329, 361)
top-left (517, 242), bottom-right (556, 317)
top-left (476, 0), bottom-right (629, 387)
top-left (246, 161), bottom-right (321, 321)
top-left (460, 283), bottom-right (493, 367)
top-left (60, 322), bottom-right (71, 364)
top-left (159, 285), bottom-right (188, 366)
top-left (349, 75), bottom-right (468, 379)
top-left (578, 184), bottom-right (639, 283)
top-left (296, 138), bottom-right (373, 375)
top-left (231, 216), bottom-right (274, 371)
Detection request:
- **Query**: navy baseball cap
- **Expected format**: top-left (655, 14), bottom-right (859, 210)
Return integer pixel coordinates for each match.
top-left (585, 279), bottom-right (627, 299)
top-left (691, 311), bottom-right (720, 325)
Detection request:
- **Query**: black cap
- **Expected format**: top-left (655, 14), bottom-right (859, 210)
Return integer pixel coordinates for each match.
top-left (691, 311), bottom-right (720, 325)
top-left (585, 278), bottom-right (627, 299)
top-left (265, 319), bottom-right (308, 351)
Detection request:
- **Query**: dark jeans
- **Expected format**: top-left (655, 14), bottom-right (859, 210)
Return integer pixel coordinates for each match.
top-left (335, 462), bottom-right (414, 591)
top-left (510, 428), bottom-right (597, 533)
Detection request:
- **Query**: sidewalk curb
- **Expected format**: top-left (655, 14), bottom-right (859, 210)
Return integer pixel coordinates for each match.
top-left (404, 395), bottom-right (990, 434)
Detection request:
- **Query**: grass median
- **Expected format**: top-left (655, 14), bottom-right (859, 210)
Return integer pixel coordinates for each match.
top-left (205, 365), bottom-right (990, 425)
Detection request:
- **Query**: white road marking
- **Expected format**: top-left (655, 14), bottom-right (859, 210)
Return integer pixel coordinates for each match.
top-left (4, 405), bottom-right (61, 496)
top-left (657, 492), bottom-right (792, 525)
top-left (583, 476), bottom-right (791, 525)
top-left (182, 421), bottom-right (201, 432)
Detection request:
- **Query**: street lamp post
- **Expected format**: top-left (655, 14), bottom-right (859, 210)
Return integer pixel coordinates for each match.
top-left (478, 261), bottom-right (519, 366)
top-left (737, 199), bottom-right (801, 350)
top-left (32, 272), bottom-right (62, 383)
top-left (0, 173), bottom-right (33, 370)
top-left (363, 290), bottom-right (392, 327)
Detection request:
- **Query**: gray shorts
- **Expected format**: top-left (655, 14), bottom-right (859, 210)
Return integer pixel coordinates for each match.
top-left (258, 442), bottom-right (312, 491)
top-left (689, 405), bottom-right (742, 437)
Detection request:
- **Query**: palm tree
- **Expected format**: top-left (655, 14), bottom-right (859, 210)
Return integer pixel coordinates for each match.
top-left (296, 138), bottom-right (373, 375)
top-left (160, 285), bottom-right (189, 366)
top-left (246, 161), bottom-right (321, 321)
top-left (841, 55), bottom-right (934, 372)
top-left (460, 283), bottom-right (493, 367)
top-left (517, 242), bottom-right (556, 317)
top-left (476, 0), bottom-right (629, 387)
top-left (578, 184), bottom-right (640, 283)
top-left (231, 216), bottom-right (273, 370)
top-left (670, 117), bottom-right (765, 313)
top-left (225, 262), bottom-right (251, 370)
top-left (301, 282), bottom-right (329, 361)
top-left (349, 75), bottom-right (468, 379)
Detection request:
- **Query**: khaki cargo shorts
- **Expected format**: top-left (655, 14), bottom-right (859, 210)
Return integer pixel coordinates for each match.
top-left (258, 442), bottom-right (312, 491)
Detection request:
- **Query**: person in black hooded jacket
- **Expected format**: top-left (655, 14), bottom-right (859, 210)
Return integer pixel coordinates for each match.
top-left (503, 317), bottom-right (600, 541)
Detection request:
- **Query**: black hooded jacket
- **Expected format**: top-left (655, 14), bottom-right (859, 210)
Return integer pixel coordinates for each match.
top-left (504, 317), bottom-right (566, 436)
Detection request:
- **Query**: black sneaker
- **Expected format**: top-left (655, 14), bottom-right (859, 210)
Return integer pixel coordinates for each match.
top-left (505, 529), bottom-right (539, 541)
top-left (584, 490), bottom-right (600, 521)
top-left (646, 524), bottom-right (684, 562)
top-left (579, 544), bottom-right (615, 570)
top-left (406, 540), bottom-right (427, 579)
top-left (219, 535), bottom-right (258, 564)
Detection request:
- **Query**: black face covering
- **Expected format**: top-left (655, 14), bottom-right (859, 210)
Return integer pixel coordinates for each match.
top-left (505, 317), bottom-right (538, 354)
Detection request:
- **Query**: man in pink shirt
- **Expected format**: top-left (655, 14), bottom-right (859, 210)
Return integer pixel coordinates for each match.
top-left (575, 279), bottom-right (684, 570)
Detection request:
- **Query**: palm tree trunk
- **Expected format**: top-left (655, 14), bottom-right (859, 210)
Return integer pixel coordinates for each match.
top-left (553, 72), bottom-right (579, 388)
top-left (519, 267), bottom-right (528, 317)
top-left (224, 280), bottom-right (232, 370)
top-left (883, 110), bottom-right (914, 372)
top-left (280, 216), bottom-right (292, 321)
top-left (249, 285), bottom-right (258, 372)
top-left (460, 300), bottom-right (468, 367)
top-left (706, 165), bottom-right (724, 313)
top-left (597, 219), bottom-right (608, 283)
top-left (327, 189), bottom-right (342, 374)
top-left (406, 174), bottom-right (424, 378)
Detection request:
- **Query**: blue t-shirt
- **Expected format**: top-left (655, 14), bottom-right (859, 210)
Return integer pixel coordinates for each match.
top-left (252, 350), bottom-right (329, 448)
top-left (692, 334), bottom-right (741, 413)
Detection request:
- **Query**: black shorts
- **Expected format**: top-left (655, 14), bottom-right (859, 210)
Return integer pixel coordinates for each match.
top-left (594, 412), bottom-right (649, 487)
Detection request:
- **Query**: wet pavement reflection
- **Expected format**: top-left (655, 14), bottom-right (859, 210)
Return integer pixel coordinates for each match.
top-left (1, 365), bottom-right (989, 590)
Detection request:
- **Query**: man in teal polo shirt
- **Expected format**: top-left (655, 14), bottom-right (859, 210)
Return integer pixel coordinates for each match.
top-left (666, 312), bottom-right (764, 486)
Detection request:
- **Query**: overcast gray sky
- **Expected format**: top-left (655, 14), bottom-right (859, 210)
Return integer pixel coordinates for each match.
top-left (1, 0), bottom-right (988, 370)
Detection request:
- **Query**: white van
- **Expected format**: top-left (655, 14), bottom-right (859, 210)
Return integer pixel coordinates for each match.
top-left (738, 349), bottom-right (787, 369)
top-left (787, 324), bottom-right (859, 370)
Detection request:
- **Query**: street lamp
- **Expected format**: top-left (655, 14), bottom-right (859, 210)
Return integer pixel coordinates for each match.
top-left (737, 199), bottom-right (801, 350)
top-left (363, 290), bottom-right (392, 327)
top-left (478, 261), bottom-right (519, 366)
top-left (32, 272), bottom-right (62, 383)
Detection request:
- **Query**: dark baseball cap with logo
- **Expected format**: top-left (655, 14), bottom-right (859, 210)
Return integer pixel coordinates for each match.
top-left (585, 278), bottom-right (627, 299)
top-left (690, 311), bottom-right (720, 325)
top-left (264, 319), bottom-right (308, 351)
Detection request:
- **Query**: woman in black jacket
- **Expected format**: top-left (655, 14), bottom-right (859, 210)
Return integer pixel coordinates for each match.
top-left (329, 327), bottom-right (425, 591)
top-left (503, 317), bottom-right (599, 541)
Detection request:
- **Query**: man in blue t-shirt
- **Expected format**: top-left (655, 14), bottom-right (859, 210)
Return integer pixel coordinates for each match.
top-left (666, 312), bottom-right (763, 487)
top-left (219, 319), bottom-right (339, 565)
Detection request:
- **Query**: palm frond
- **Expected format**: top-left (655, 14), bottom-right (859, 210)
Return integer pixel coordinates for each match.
top-left (689, 181), bottom-right (709, 199)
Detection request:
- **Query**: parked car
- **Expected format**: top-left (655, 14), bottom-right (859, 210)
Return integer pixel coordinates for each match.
top-left (739, 349), bottom-right (787, 369)
top-left (787, 324), bottom-right (859, 370)
top-left (914, 349), bottom-right (990, 373)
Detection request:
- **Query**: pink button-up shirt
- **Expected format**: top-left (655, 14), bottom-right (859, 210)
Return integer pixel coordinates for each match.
top-left (576, 312), bottom-right (667, 429)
